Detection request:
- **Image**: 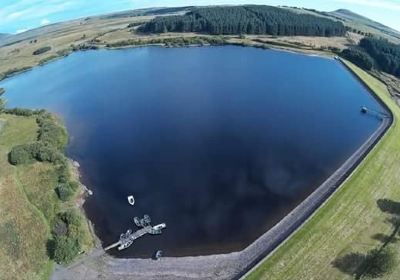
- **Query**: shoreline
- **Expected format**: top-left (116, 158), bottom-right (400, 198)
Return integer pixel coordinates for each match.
top-left (68, 158), bottom-right (101, 249)
top-left (51, 57), bottom-right (393, 279)
top-left (0, 36), bottom-right (336, 84)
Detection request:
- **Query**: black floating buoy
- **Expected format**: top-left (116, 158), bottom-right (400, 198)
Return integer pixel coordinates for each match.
top-left (361, 106), bottom-right (368, 113)
top-left (153, 250), bottom-right (163, 260)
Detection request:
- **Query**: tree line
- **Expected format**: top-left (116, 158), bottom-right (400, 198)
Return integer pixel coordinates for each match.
top-left (33, 46), bottom-right (51, 55)
top-left (360, 37), bottom-right (400, 77)
top-left (341, 37), bottom-right (400, 77)
top-left (139, 5), bottom-right (347, 37)
top-left (106, 36), bottom-right (227, 48)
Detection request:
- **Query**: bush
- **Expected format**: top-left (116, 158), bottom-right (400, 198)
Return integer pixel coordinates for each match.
top-left (56, 181), bottom-right (79, 201)
top-left (33, 46), bottom-right (51, 55)
top-left (8, 111), bottom-right (67, 166)
top-left (56, 183), bottom-right (75, 201)
top-left (53, 236), bottom-right (80, 264)
top-left (71, 44), bottom-right (98, 51)
top-left (37, 113), bottom-right (68, 150)
top-left (4, 108), bottom-right (42, 116)
top-left (35, 144), bottom-right (61, 162)
top-left (57, 162), bottom-right (71, 183)
top-left (61, 210), bottom-right (83, 230)
top-left (9, 142), bottom-right (63, 165)
top-left (9, 144), bottom-right (36, 165)
top-left (52, 210), bottom-right (82, 236)
top-left (52, 218), bottom-right (68, 237)
top-left (51, 210), bottom-right (84, 263)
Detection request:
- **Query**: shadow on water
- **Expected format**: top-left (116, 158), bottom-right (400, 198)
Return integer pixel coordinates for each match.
top-left (332, 199), bottom-right (400, 279)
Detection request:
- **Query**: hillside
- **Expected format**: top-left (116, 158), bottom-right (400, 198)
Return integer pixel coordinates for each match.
top-left (330, 9), bottom-right (400, 40)
top-left (0, 7), bottom-right (189, 48)
top-left (140, 5), bottom-right (347, 36)
top-left (0, 33), bottom-right (9, 40)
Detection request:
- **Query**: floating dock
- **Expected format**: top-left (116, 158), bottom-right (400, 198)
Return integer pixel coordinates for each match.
top-left (105, 215), bottom-right (166, 251)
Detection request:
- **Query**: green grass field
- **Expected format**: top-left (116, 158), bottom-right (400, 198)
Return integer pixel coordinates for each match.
top-left (246, 62), bottom-right (400, 279)
top-left (0, 115), bottom-right (52, 280)
top-left (0, 114), bottom-right (93, 280)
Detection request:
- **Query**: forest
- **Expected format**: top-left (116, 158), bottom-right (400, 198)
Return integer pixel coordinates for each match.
top-left (340, 48), bottom-right (374, 70)
top-left (341, 37), bottom-right (400, 77)
top-left (139, 5), bottom-right (346, 37)
top-left (359, 38), bottom-right (400, 77)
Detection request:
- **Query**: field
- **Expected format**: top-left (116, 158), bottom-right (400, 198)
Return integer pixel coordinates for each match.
top-left (0, 15), bottom-right (155, 79)
top-left (0, 114), bottom-right (93, 280)
top-left (246, 61), bottom-right (400, 279)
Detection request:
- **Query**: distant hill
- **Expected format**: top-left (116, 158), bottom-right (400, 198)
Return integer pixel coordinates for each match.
top-left (329, 9), bottom-right (400, 40)
top-left (0, 7), bottom-right (191, 47)
top-left (1, 5), bottom-right (399, 48)
top-left (0, 33), bottom-right (9, 40)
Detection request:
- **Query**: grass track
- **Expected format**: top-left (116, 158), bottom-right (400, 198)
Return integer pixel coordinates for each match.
top-left (246, 61), bottom-right (400, 280)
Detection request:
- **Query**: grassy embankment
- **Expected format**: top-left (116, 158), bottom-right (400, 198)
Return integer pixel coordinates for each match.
top-left (247, 61), bottom-right (400, 279)
top-left (0, 113), bottom-right (93, 280)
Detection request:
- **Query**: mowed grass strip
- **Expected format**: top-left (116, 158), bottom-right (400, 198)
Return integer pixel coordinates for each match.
top-left (247, 61), bottom-right (400, 280)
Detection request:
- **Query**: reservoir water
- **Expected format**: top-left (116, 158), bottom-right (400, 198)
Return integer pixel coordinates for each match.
top-left (1, 46), bottom-right (384, 257)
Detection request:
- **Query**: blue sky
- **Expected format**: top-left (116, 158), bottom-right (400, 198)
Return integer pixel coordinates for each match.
top-left (1, 0), bottom-right (400, 34)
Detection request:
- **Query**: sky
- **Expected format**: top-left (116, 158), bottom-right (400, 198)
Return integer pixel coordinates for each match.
top-left (1, 0), bottom-right (400, 34)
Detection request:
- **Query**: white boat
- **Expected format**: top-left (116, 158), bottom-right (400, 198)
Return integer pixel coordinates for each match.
top-left (127, 195), bottom-right (135, 205)
top-left (118, 240), bottom-right (133, 250)
top-left (152, 223), bottom-right (166, 230)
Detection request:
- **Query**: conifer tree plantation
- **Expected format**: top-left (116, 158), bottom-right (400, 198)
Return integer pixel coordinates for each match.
top-left (341, 37), bottom-right (400, 77)
top-left (139, 6), bottom-right (347, 37)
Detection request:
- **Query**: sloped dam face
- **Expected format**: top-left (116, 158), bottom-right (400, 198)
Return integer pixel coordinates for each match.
top-left (1, 46), bottom-right (385, 257)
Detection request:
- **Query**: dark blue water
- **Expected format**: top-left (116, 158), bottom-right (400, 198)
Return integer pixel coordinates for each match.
top-left (1, 46), bottom-right (383, 257)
